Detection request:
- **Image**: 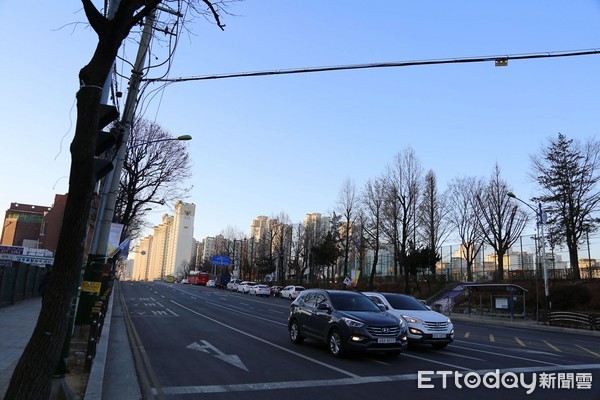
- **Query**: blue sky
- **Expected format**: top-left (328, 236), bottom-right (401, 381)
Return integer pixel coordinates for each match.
top-left (1, 1), bottom-right (599, 254)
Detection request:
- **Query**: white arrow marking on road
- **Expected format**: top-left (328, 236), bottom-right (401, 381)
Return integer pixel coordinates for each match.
top-left (186, 340), bottom-right (248, 372)
top-left (186, 342), bottom-right (210, 353)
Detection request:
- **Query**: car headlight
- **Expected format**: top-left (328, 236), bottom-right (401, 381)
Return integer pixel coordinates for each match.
top-left (402, 315), bottom-right (423, 324)
top-left (342, 317), bottom-right (365, 328)
top-left (398, 318), bottom-right (406, 328)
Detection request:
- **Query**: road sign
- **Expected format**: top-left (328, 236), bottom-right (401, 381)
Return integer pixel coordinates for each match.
top-left (211, 255), bottom-right (231, 266)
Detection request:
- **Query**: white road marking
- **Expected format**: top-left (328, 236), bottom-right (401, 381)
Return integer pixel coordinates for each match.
top-left (153, 363), bottom-right (600, 395)
top-left (171, 300), bottom-right (358, 378)
top-left (451, 344), bottom-right (562, 366)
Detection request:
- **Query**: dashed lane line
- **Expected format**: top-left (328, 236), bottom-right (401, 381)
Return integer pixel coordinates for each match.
top-left (543, 340), bottom-right (562, 352)
top-left (515, 337), bottom-right (526, 347)
top-left (576, 345), bottom-right (600, 358)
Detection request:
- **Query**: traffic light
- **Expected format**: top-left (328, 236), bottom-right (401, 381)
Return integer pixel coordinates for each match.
top-left (94, 104), bottom-right (120, 181)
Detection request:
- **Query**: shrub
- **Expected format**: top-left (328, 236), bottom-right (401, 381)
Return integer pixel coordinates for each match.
top-left (550, 284), bottom-right (592, 310)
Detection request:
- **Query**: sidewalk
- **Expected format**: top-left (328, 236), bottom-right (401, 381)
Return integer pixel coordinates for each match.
top-left (0, 281), bottom-right (141, 400)
top-left (0, 299), bottom-right (41, 399)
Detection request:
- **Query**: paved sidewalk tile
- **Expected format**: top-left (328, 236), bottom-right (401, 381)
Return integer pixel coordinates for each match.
top-left (0, 300), bottom-right (42, 398)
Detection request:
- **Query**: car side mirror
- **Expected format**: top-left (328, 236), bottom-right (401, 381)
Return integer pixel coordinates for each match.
top-left (377, 304), bottom-right (388, 311)
top-left (317, 303), bottom-right (331, 311)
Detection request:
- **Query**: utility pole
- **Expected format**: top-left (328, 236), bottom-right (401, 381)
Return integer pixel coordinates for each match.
top-left (76, 10), bottom-right (156, 325)
top-left (94, 10), bottom-right (156, 258)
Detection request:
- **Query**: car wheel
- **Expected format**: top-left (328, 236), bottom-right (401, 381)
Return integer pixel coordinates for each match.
top-left (432, 342), bottom-right (448, 349)
top-left (328, 329), bottom-right (345, 357)
top-left (289, 320), bottom-right (304, 344)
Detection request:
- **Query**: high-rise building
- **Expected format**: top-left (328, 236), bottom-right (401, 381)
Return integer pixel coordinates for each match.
top-left (250, 215), bottom-right (271, 241)
top-left (166, 201), bottom-right (195, 278)
top-left (131, 201), bottom-right (195, 281)
top-left (133, 235), bottom-right (153, 281)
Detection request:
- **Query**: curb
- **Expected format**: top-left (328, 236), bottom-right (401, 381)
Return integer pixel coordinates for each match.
top-left (83, 288), bottom-right (115, 400)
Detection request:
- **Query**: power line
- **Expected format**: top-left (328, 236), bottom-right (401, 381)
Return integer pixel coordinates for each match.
top-left (145, 48), bottom-right (600, 84)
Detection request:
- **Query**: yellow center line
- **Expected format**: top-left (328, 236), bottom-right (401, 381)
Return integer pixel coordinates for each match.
top-left (489, 334), bottom-right (495, 343)
top-left (576, 345), bottom-right (600, 358)
top-left (543, 340), bottom-right (562, 352)
top-left (514, 337), bottom-right (526, 347)
top-left (464, 332), bottom-right (470, 339)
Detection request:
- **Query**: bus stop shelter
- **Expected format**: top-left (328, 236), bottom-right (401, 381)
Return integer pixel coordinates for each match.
top-left (462, 283), bottom-right (528, 320)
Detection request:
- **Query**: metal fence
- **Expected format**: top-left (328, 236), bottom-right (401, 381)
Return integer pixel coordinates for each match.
top-left (548, 311), bottom-right (600, 330)
top-left (0, 262), bottom-right (47, 307)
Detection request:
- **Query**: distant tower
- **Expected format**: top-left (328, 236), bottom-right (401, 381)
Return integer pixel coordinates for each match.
top-left (167, 201), bottom-right (195, 278)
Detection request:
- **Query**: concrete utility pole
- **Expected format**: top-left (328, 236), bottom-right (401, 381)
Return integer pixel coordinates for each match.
top-left (93, 10), bottom-right (156, 258)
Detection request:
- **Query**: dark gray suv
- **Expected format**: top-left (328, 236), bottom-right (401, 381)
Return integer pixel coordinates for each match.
top-left (288, 289), bottom-right (408, 357)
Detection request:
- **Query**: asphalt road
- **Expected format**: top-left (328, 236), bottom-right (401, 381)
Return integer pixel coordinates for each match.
top-left (120, 281), bottom-right (600, 400)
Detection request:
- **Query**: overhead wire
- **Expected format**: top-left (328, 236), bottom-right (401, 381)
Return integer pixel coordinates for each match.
top-left (144, 48), bottom-right (600, 84)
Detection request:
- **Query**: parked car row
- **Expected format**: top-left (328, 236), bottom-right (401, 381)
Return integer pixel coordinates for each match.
top-left (287, 289), bottom-right (454, 359)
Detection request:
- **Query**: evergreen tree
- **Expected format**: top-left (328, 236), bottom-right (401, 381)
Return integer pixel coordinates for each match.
top-left (531, 133), bottom-right (600, 280)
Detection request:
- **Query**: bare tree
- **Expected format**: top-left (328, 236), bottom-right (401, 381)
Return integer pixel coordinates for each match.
top-left (220, 225), bottom-right (245, 274)
top-left (336, 178), bottom-right (358, 280)
top-left (302, 214), bottom-right (329, 284)
top-left (6, 2), bottom-right (226, 398)
top-left (476, 164), bottom-right (528, 280)
top-left (289, 222), bottom-right (306, 283)
top-left (361, 177), bottom-right (386, 290)
top-left (116, 117), bottom-right (192, 240)
top-left (383, 148), bottom-right (423, 293)
top-left (418, 170), bottom-right (451, 277)
top-left (531, 133), bottom-right (600, 280)
top-left (272, 212), bottom-right (292, 282)
top-left (447, 176), bottom-right (484, 282)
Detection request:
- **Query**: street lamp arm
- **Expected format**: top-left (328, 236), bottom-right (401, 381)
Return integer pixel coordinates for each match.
top-left (129, 135), bottom-right (192, 149)
top-left (506, 192), bottom-right (538, 215)
top-left (130, 135), bottom-right (192, 149)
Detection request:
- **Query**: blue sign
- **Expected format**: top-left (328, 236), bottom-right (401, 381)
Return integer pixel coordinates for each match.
top-left (211, 255), bottom-right (231, 266)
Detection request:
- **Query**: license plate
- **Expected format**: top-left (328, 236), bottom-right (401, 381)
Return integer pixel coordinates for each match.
top-left (433, 333), bottom-right (446, 339)
top-left (378, 338), bottom-right (396, 344)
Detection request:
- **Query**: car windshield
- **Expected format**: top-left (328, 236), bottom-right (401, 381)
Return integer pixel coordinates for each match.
top-left (383, 294), bottom-right (429, 311)
top-left (329, 292), bottom-right (381, 312)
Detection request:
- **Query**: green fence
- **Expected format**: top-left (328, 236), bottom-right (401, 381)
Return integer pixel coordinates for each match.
top-left (0, 262), bottom-right (47, 307)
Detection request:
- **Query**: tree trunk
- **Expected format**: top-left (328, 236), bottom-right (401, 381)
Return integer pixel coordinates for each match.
top-left (369, 246), bottom-right (379, 291)
top-left (567, 244), bottom-right (581, 280)
top-left (496, 249), bottom-right (505, 280)
top-left (5, 83), bottom-right (99, 400)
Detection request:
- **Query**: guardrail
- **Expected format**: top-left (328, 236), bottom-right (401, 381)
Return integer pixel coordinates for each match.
top-left (548, 311), bottom-right (599, 330)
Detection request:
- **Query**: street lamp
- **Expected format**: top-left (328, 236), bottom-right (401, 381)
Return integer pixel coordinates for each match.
top-left (507, 192), bottom-right (551, 312)
top-left (130, 134), bottom-right (192, 148)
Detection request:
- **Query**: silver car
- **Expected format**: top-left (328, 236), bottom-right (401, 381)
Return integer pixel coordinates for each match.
top-left (363, 292), bottom-right (454, 349)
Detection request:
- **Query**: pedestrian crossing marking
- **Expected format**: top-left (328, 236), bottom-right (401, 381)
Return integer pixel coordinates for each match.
top-left (464, 332), bottom-right (470, 338)
top-left (514, 337), bottom-right (526, 347)
top-left (489, 334), bottom-right (495, 343)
